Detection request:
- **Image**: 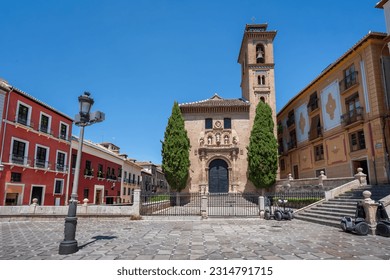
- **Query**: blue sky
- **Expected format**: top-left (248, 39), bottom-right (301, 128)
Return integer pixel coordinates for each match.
top-left (1, 0), bottom-right (386, 164)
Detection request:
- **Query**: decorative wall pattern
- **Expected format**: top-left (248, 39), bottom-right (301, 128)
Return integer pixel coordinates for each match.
top-left (321, 80), bottom-right (342, 131)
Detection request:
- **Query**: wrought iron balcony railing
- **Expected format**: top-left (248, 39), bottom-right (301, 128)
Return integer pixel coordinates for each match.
top-left (339, 71), bottom-right (358, 92)
top-left (340, 107), bottom-right (364, 126)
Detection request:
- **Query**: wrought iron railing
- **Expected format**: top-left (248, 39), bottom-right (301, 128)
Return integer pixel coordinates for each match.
top-left (340, 107), bottom-right (364, 126)
top-left (265, 191), bottom-right (325, 209)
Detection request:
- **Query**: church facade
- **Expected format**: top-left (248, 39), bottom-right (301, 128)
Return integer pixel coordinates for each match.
top-left (179, 24), bottom-right (277, 193)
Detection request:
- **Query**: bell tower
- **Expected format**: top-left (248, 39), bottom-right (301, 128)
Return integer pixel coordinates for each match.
top-left (238, 23), bottom-right (277, 132)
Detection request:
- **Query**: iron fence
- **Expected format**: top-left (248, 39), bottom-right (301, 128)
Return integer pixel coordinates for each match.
top-left (207, 193), bottom-right (260, 217)
top-left (140, 192), bottom-right (202, 216)
top-left (265, 191), bottom-right (325, 209)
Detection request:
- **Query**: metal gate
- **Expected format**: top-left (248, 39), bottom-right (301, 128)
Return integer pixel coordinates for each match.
top-left (140, 192), bottom-right (260, 217)
top-left (140, 192), bottom-right (202, 216)
top-left (207, 193), bottom-right (260, 217)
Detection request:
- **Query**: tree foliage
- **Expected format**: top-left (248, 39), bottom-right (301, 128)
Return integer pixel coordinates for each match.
top-left (247, 101), bottom-right (278, 190)
top-left (161, 101), bottom-right (191, 192)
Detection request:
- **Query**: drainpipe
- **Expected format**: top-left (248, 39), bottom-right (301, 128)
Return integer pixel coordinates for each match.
top-left (0, 81), bottom-right (13, 170)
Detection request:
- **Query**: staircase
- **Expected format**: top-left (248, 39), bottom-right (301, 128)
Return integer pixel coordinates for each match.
top-left (294, 185), bottom-right (390, 227)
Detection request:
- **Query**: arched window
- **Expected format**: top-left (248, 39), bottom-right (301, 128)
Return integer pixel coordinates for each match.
top-left (257, 75), bottom-right (261, 85)
top-left (260, 97), bottom-right (266, 103)
top-left (261, 75), bottom-right (266, 85)
top-left (256, 44), bottom-right (265, 63)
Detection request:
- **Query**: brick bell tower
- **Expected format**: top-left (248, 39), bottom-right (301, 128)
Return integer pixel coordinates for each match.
top-left (237, 23), bottom-right (277, 134)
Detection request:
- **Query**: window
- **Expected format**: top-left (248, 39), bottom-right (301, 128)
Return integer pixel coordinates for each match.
top-left (54, 179), bottom-right (64, 194)
top-left (39, 113), bottom-right (51, 134)
top-left (124, 171), bottom-right (128, 182)
top-left (280, 159), bottom-right (285, 171)
top-left (224, 118), bottom-right (231, 129)
top-left (56, 151), bottom-right (66, 171)
top-left (11, 172), bottom-right (22, 182)
top-left (133, 174), bottom-right (136, 184)
top-left (288, 130), bottom-right (297, 150)
top-left (83, 188), bottom-right (89, 199)
top-left (59, 123), bottom-right (68, 140)
top-left (11, 139), bottom-right (27, 165)
top-left (257, 75), bottom-right (266, 85)
top-left (287, 110), bottom-right (295, 127)
top-left (314, 144), bottom-right (324, 161)
top-left (343, 64), bottom-right (357, 90)
top-left (128, 188), bottom-right (131, 195)
top-left (35, 145), bottom-right (48, 168)
top-left (278, 138), bottom-right (284, 154)
top-left (137, 176), bottom-right (140, 185)
top-left (342, 93), bottom-right (362, 126)
top-left (309, 115), bottom-right (322, 141)
top-left (205, 118), bottom-right (212, 129)
top-left (350, 130), bottom-right (366, 151)
top-left (85, 160), bottom-right (93, 176)
top-left (256, 44), bottom-right (265, 63)
top-left (71, 154), bottom-right (77, 169)
top-left (17, 103), bottom-right (30, 126)
top-left (307, 92), bottom-right (319, 112)
top-left (98, 164), bottom-right (104, 178)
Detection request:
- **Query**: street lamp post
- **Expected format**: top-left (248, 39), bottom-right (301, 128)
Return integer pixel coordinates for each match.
top-left (59, 92), bottom-right (104, 255)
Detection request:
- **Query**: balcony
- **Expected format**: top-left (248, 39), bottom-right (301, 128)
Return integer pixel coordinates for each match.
top-left (34, 159), bottom-right (50, 169)
top-left (38, 125), bottom-right (53, 136)
top-left (12, 116), bottom-right (70, 142)
top-left (341, 107), bottom-right (364, 127)
top-left (11, 155), bottom-right (31, 166)
top-left (15, 117), bottom-right (34, 129)
top-left (308, 99), bottom-right (319, 113)
top-left (309, 126), bottom-right (323, 141)
top-left (56, 164), bottom-right (68, 172)
top-left (286, 116), bottom-right (295, 128)
top-left (287, 140), bottom-right (297, 151)
top-left (339, 71), bottom-right (359, 93)
top-left (84, 169), bottom-right (94, 178)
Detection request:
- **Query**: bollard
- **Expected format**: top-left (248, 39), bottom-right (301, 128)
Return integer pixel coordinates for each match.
top-left (259, 196), bottom-right (265, 219)
top-left (201, 195), bottom-right (208, 219)
top-left (361, 190), bottom-right (379, 235)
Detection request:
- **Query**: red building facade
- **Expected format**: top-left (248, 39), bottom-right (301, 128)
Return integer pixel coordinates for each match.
top-left (0, 80), bottom-right (73, 206)
top-left (69, 139), bottom-right (124, 205)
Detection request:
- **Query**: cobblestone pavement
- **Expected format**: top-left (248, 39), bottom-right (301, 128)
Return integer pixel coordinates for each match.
top-left (0, 217), bottom-right (389, 260)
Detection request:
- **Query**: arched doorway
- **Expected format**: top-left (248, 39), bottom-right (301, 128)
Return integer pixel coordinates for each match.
top-left (208, 159), bottom-right (229, 193)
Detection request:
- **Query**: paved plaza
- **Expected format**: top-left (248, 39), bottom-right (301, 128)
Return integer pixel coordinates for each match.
top-left (0, 217), bottom-right (389, 260)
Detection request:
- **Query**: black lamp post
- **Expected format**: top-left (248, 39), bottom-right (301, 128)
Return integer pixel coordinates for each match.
top-left (59, 92), bottom-right (104, 255)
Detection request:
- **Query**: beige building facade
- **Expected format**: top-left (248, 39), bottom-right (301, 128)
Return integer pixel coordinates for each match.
top-left (277, 32), bottom-right (390, 184)
top-left (180, 24), bottom-right (277, 193)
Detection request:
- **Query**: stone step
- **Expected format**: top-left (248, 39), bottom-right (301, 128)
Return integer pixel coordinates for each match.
top-left (308, 207), bottom-right (355, 216)
top-left (293, 214), bottom-right (341, 228)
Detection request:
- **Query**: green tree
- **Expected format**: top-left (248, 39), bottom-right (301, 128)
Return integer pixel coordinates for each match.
top-left (247, 101), bottom-right (278, 193)
top-left (161, 101), bottom-right (191, 192)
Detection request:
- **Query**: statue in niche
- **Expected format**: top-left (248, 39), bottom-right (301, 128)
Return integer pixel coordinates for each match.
top-left (224, 135), bottom-right (229, 144)
top-left (207, 136), bottom-right (212, 145)
top-left (199, 137), bottom-right (204, 146)
top-left (216, 133), bottom-right (221, 144)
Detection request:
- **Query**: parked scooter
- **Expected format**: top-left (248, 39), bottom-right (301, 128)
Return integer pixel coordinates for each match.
top-left (264, 196), bottom-right (293, 221)
top-left (340, 201), bottom-right (369, 235)
top-left (274, 198), bottom-right (293, 221)
top-left (376, 202), bottom-right (390, 237)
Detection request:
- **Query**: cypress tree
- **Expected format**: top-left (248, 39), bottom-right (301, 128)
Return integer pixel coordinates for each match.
top-left (161, 101), bottom-right (190, 192)
top-left (247, 101), bottom-right (278, 192)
